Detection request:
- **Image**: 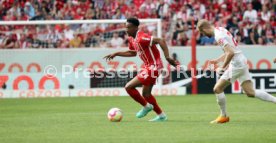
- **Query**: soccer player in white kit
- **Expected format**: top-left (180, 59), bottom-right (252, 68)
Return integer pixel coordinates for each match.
top-left (197, 19), bottom-right (276, 124)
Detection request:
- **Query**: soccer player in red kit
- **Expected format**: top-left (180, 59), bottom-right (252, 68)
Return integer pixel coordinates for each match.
top-left (104, 18), bottom-right (177, 121)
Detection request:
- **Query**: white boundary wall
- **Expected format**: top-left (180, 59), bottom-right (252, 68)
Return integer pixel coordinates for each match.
top-left (0, 45), bottom-right (275, 98)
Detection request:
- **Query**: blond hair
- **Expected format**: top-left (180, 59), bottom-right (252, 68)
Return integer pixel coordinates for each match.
top-left (197, 19), bottom-right (211, 31)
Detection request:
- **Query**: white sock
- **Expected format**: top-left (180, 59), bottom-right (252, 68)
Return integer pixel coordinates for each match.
top-left (216, 92), bottom-right (227, 117)
top-left (254, 90), bottom-right (276, 103)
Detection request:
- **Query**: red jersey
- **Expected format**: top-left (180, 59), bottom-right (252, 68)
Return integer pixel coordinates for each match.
top-left (128, 31), bottom-right (163, 70)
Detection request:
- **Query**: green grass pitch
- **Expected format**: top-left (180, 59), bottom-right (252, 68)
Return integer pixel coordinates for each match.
top-left (1, 94), bottom-right (276, 143)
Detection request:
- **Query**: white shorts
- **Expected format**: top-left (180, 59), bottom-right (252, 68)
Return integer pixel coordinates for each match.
top-left (220, 66), bottom-right (252, 85)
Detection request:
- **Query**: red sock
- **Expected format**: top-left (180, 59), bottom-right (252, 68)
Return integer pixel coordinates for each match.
top-left (126, 88), bottom-right (147, 106)
top-left (144, 95), bottom-right (162, 114)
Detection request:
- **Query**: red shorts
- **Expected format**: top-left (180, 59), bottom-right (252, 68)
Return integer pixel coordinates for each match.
top-left (137, 67), bottom-right (161, 86)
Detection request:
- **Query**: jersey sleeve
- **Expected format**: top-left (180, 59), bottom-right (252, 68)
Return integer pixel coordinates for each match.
top-left (217, 37), bottom-right (229, 48)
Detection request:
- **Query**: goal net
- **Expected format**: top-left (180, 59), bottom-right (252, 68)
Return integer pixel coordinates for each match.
top-left (0, 19), bottom-right (161, 49)
top-left (0, 19), bottom-right (188, 98)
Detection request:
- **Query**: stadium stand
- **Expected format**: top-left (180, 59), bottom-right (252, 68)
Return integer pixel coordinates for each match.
top-left (0, 0), bottom-right (275, 49)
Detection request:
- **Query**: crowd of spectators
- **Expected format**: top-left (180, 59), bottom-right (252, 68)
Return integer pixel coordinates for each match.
top-left (0, 0), bottom-right (275, 49)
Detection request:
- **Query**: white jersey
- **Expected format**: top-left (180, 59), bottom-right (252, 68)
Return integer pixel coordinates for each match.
top-left (214, 27), bottom-right (247, 69)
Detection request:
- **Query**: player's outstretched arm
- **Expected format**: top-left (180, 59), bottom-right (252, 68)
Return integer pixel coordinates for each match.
top-left (103, 50), bottom-right (137, 61)
top-left (152, 37), bottom-right (178, 67)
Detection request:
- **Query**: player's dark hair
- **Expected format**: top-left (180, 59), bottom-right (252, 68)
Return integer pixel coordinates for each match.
top-left (127, 18), bottom-right (140, 27)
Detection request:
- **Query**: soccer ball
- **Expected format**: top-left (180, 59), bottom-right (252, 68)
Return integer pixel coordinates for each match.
top-left (107, 108), bottom-right (123, 122)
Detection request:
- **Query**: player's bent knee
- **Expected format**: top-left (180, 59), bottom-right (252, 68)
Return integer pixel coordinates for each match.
top-left (213, 87), bottom-right (223, 94)
top-left (124, 84), bottom-right (132, 91)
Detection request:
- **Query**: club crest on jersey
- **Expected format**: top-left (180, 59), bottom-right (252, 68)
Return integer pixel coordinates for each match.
top-left (218, 38), bottom-right (225, 46)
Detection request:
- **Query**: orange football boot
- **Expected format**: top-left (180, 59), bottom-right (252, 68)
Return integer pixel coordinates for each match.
top-left (210, 116), bottom-right (230, 124)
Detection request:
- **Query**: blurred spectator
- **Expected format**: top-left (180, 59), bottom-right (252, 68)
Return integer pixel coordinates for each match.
top-left (197, 0), bottom-right (206, 17)
top-left (0, 34), bottom-right (17, 49)
top-left (183, 23), bottom-right (192, 41)
top-left (140, 0), bottom-right (155, 12)
top-left (112, 8), bottom-right (126, 19)
top-left (18, 34), bottom-right (31, 49)
top-left (0, 5), bottom-right (4, 21)
top-left (177, 32), bottom-right (189, 46)
top-left (214, 16), bottom-right (227, 27)
top-left (203, 6), bottom-right (216, 24)
top-left (148, 8), bottom-right (158, 18)
top-left (242, 17), bottom-right (254, 43)
top-left (246, 24), bottom-right (259, 45)
top-left (175, 5), bottom-right (191, 22)
top-left (261, 5), bottom-right (271, 22)
top-left (69, 33), bottom-right (82, 48)
top-left (64, 25), bottom-right (74, 40)
top-left (137, 6), bottom-right (149, 18)
top-left (84, 33), bottom-right (98, 48)
top-left (156, 0), bottom-right (169, 19)
top-left (24, 2), bottom-right (35, 19)
top-left (243, 3), bottom-right (257, 23)
top-left (99, 38), bottom-right (107, 48)
top-left (62, 25), bottom-right (74, 48)
top-left (110, 32), bottom-right (123, 48)
top-left (261, 22), bottom-right (275, 45)
top-left (251, 0), bottom-right (262, 11)
top-left (46, 27), bottom-right (62, 48)
top-left (30, 9), bottom-right (44, 20)
top-left (172, 18), bottom-right (185, 46)
top-left (64, 10), bottom-right (74, 20)
top-left (134, 0), bottom-right (145, 8)
top-left (73, 8), bottom-right (84, 20)
top-left (226, 17), bottom-right (239, 36)
top-left (236, 33), bottom-right (244, 45)
top-left (41, 1), bottom-right (51, 16)
top-left (220, 4), bottom-right (231, 23)
top-left (118, 0), bottom-right (129, 14)
top-left (8, 3), bottom-right (21, 18)
top-left (36, 27), bottom-right (48, 48)
top-left (93, 8), bottom-right (101, 19)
